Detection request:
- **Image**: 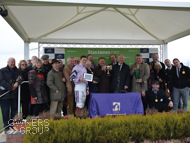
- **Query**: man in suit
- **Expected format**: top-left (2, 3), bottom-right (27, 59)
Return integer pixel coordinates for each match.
top-left (171, 58), bottom-right (190, 112)
top-left (87, 54), bottom-right (97, 69)
top-left (63, 57), bottom-right (75, 115)
top-left (110, 54), bottom-right (130, 93)
top-left (130, 54), bottom-right (150, 93)
top-left (165, 59), bottom-right (182, 109)
top-left (0, 58), bottom-right (22, 133)
top-left (109, 54), bottom-right (118, 66)
top-left (151, 54), bottom-right (165, 73)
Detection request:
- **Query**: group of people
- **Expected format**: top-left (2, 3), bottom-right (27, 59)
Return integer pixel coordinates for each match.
top-left (0, 53), bottom-right (189, 133)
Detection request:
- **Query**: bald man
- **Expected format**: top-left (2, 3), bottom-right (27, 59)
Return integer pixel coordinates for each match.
top-left (0, 58), bottom-right (22, 133)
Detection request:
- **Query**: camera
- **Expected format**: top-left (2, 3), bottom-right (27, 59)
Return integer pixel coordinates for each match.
top-left (0, 6), bottom-right (8, 17)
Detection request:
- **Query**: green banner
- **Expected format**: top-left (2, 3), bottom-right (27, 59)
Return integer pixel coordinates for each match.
top-left (65, 48), bottom-right (140, 67)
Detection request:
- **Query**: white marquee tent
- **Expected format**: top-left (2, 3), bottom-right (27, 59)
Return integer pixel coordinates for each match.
top-left (1, 0), bottom-right (190, 60)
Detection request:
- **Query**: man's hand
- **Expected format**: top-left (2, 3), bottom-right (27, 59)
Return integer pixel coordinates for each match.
top-left (168, 101), bottom-right (173, 108)
top-left (33, 97), bottom-right (37, 100)
top-left (137, 79), bottom-right (142, 83)
top-left (14, 82), bottom-right (19, 87)
top-left (56, 90), bottom-right (59, 93)
top-left (159, 78), bottom-right (163, 82)
top-left (124, 86), bottom-right (128, 90)
top-left (12, 87), bottom-right (16, 91)
top-left (12, 82), bottom-right (19, 91)
top-left (101, 65), bottom-right (106, 71)
top-left (141, 89), bottom-right (145, 97)
top-left (133, 68), bottom-right (137, 73)
top-left (93, 81), bottom-right (98, 84)
top-left (68, 91), bottom-right (72, 94)
top-left (86, 90), bottom-right (89, 96)
top-left (62, 78), bottom-right (66, 82)
top-left (109, 66), bottom-right (112, 71)
top-left (80, 77), bottom-right (86, 82)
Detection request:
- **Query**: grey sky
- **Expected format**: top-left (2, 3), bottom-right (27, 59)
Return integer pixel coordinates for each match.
top-left (0, 16), bottom-right (190, 68)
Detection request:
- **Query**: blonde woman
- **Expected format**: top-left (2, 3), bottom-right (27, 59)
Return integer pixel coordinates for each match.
top-left (28, 58), bottom-right (49, 116)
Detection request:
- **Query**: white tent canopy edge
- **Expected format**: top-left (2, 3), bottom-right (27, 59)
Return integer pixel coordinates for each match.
top-left (1, 0), bottom-right (190, 60)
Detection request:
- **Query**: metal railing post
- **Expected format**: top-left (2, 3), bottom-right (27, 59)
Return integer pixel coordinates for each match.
top-left (17, 81), bottom-right (29, 116)
top-left (18, 85), bottom-right (21, 116)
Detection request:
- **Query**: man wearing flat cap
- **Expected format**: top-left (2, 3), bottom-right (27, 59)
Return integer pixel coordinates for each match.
top-left (41, 55), bottom-right (52, 104)
top-left (41, 55), bottom-right (52, 76)
top-left (142, 80), bottom-right (173, 113)
top-left (47, 59), bottom-right (66, 119)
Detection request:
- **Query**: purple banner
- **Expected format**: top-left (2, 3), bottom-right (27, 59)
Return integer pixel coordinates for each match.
top-left (88, 92), bottom-right (144, 118)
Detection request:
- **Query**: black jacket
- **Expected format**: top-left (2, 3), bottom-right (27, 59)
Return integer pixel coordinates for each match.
top-left (0, 66), bottom-right (22, 100)
top-left (109, 61), bottom-right (118, 66)
top-left (165, 65), bottom-right (175, 92)
top-left (143, 89), bottom-right (170, 110)
top-left (155, 69), bottom-right (166, 90)
top-left (19, 68), bottom-right (30, 102)
top-left (28, 64), bottom-right (33, 71)
top-left (110, 62), bottom-right (130, 91)
top-left (171, 63), bottom-right (190, 89)
top-left (42, 63), bottom-right (52, 81)
top-left (86, 68), bottom-right (98, 93)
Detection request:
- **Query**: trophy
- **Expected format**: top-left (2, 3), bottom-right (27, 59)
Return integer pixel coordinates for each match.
top-left (106, 65), bottom-right (111, 76)
top-left (135, 66), bottom-right (140, 82)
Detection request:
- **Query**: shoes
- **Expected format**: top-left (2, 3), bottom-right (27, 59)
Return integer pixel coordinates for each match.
top-left (75, 107), bottom-right (88, 117)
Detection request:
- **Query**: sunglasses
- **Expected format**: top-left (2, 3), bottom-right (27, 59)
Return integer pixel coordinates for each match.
top-left (21, 64), bottom-right (27, 66)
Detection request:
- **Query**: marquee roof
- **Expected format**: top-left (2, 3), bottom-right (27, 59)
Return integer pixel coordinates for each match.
top-left (1, 0), bottom-right (190, 44)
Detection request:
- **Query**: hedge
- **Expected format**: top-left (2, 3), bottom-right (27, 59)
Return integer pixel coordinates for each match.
top-left (24, 112), bottom-right (190, 143)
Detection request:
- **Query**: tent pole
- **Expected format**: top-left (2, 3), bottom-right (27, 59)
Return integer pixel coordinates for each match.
top-left (162, 43), bottom-right (168, 62)
top-left (24, 42), bottom-right (29, 60)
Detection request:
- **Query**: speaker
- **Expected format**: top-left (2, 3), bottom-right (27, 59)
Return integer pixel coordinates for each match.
top-left (0, 7), bottom-right (8, 17)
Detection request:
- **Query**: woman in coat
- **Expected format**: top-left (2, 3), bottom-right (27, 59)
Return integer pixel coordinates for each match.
top-left (28, 58), bottom-right (49, 116)
top-left (85, 60), bottom-right (98, 108)
top-left (18, 60), bottom-right (30, 119)
top-left (147, 62), bottom-right (155, 90)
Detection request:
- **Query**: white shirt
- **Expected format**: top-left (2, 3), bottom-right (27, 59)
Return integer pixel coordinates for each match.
top-left (118, 63), bottom-right (123, 71)
top-left (168, 65), bottom-right (172, 70)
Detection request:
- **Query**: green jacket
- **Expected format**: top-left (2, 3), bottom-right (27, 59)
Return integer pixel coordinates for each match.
top-left (47, 68), bottom-right (66, 101)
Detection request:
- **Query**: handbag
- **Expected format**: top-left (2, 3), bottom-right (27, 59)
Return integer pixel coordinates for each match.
top-left (164, 82), bottom-right (170, 98)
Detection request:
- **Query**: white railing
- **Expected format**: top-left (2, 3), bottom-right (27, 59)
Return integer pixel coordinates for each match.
top-left (17, 81), bottom-right (29, 116)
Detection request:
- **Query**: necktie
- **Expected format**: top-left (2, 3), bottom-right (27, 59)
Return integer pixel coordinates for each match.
top-left (137, 64), bottom-right (139, 69)
top-left (57, 71), bottom-right (60, 75)
top-left (178, 68), bottom-right (180, 78)
top-left (120, 64), bottom-right (122, 71)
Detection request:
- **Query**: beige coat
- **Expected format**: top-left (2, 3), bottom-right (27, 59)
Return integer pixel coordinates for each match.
top-left (63, 65), bottom-right (75, 115)
top-left (63, 65), bottom-right (75, 95)
top-left (130, 63), bottom-right (150, 93)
